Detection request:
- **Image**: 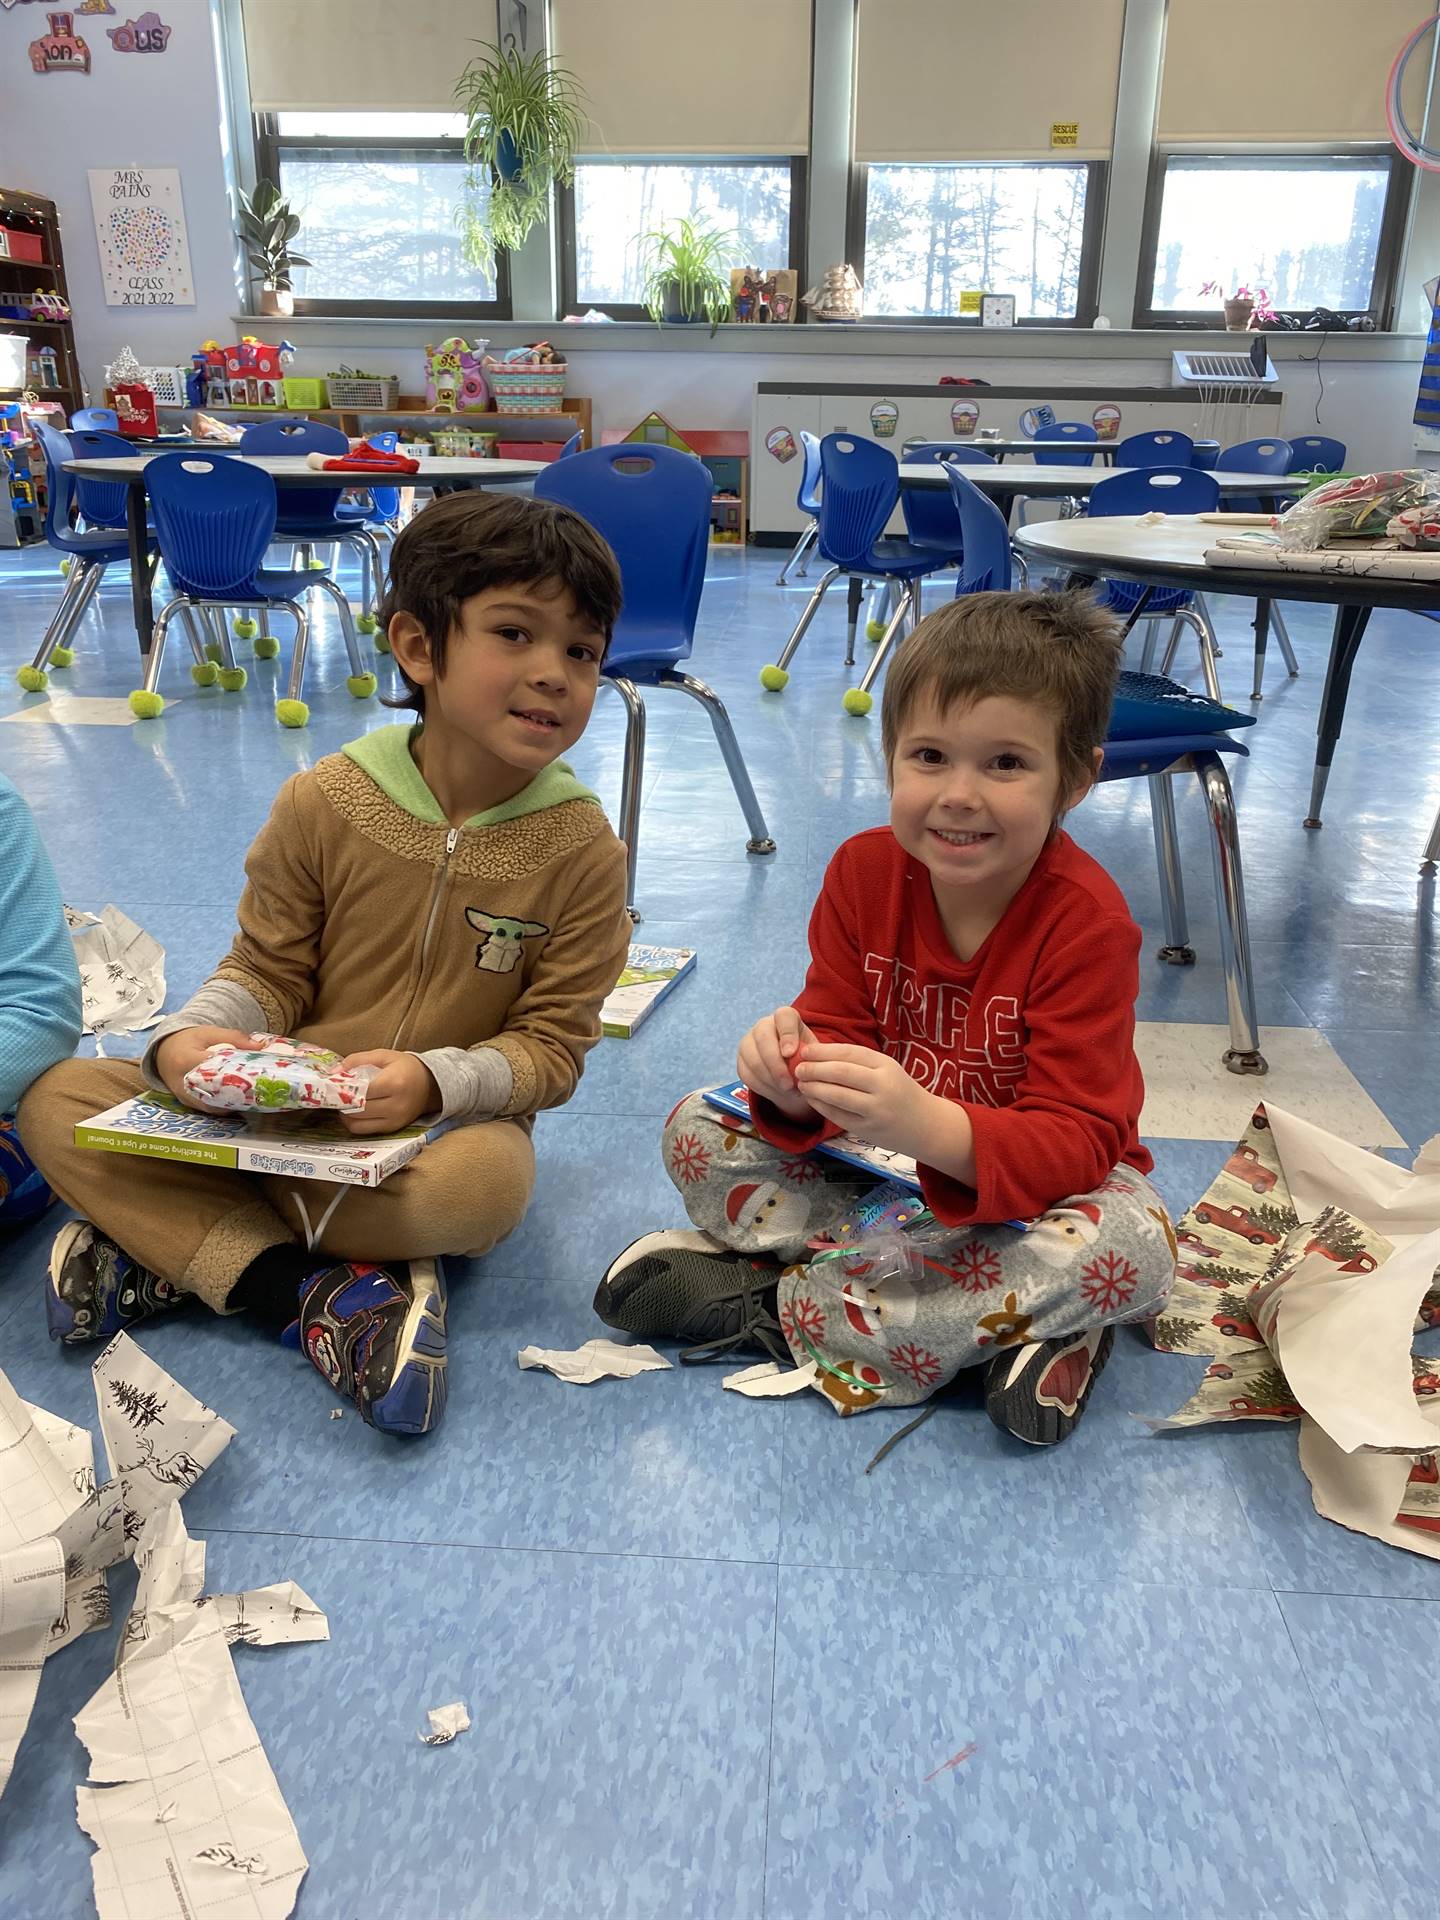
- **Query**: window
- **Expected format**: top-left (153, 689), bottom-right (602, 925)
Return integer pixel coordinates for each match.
top-left (560, 157), bottom-right (803, 317)
top-left (851, 162), bottom-right (1103, 322)
top-left (1136, 152), bottom-right (1410, 327)
top-left (253, 112), bottom-right (510, 316)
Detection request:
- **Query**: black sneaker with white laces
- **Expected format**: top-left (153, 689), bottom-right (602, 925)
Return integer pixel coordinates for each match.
top-left (983, 1325), bottom-right (1115, 1447)
top-left (594, 1230), bottom-right (788, 1364)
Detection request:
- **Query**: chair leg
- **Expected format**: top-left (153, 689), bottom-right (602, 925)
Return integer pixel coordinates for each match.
top-left (845, 576), bottom-right (864, 668)
top-left (1194, 594), bottom-right (1223, 659)
top-left (1422, 798), bottom-right (1440, 874)
top-left (283, 604), bottom-right (312, 709)
top-left (610, 675), bottom-right (647, 920)
top-left (1251, 600), bottom-right (1270, 702)
top-left (765, 566), bottom-right (840, 683)
top-left (1195, 751), bottom-right (1265, 1074)
top-left (1147, 773), bottom-right (1194, 963)
top-left (311, 574), bottom-right (370, 689)
top-left (663, 670), bottom-right (776, 858)
top-left (1270, 603), bottom-right (1300, 676)
top-left (850, 581), bottom-right (920, 710)
top-left (179, 606), bottom-right (209, 668)
top-left (139, 600), bottom-right (181, 697)
top-left (25, 559), bottom-right (94, 677)
top-left (776, 521), bottom-right (817, 586)
top-left (1164, 606), bottom-right (1223, 703)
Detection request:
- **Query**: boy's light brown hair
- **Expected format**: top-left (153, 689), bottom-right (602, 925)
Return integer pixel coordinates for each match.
top-left (880, 591), bottom-right (1124, 806)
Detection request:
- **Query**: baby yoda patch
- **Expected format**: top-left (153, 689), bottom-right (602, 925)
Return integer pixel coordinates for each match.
top-left (465, 907), bottom-right (549, 975)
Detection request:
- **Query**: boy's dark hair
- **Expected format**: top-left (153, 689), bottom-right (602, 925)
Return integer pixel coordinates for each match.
top-left (880, 591), bottom-right (1124, 807)
top-left (378, 490), bottom-right (623, 715)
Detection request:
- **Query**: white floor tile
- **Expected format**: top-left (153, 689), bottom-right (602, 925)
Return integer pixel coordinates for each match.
top-left (1136, 1021), bottom-right (1404, 1146)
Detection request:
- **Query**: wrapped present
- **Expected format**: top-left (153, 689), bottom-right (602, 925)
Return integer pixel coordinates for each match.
top-left (182, 1035), bottom-right (376, 1115)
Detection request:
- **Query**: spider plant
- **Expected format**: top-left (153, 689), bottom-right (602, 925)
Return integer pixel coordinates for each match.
top-left (454, 41), bottom-right (588, 267)
top-left (637, 216), bottom-right (737, 333)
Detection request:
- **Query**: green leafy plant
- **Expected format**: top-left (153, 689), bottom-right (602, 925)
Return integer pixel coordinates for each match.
top-left (455, 41), bottom-right (587, 267)
top-left (637, 216), bottom-right (737, 333)
top-left (237, 179), bottom-right (309, 291)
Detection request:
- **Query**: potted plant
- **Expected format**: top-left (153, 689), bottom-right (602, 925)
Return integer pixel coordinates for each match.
top-left (238, 179), bottom-right (309, 318)
top-left (454, 41), bottom-right (587, 267)
top-left (1199, 280), bottom-right (1277, 331)
top-left (638, 216), bottom-right (737, 334)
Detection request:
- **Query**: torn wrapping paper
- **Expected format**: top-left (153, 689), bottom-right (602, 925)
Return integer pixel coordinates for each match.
top-left (183, 1035), bottom-right (377, 1115)
top-left (65, 904), bottom-right (166, 1052)
top-left (420, 1701), bottom-right (471, 1746)
top-left (1146, 1104), bottom-right (1440, 1558)
top-left (517, 1339), bottom-right (672, 1385)
top-left (722, 1360), bottom-right (821, 1399)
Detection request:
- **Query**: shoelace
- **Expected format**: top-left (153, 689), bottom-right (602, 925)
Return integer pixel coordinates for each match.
top-left (678, 1272), bottom-right (791, 1367)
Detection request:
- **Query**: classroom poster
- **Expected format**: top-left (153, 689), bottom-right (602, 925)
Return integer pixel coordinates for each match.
top-left (87, 166), bottom-right (194, 306)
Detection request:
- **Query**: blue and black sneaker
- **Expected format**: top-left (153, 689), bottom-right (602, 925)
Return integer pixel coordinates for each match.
top-left (46, 1219), bottom-right (191, 1345)
top-left (286, 1258), bottom-right (448, 1436)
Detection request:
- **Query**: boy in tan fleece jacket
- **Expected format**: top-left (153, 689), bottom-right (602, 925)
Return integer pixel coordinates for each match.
top-left (20, 490), bottom-right (631, 1437)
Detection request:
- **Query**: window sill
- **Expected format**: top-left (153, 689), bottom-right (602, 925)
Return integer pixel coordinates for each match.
top-left (231, 313), bottom-right (1426, 361)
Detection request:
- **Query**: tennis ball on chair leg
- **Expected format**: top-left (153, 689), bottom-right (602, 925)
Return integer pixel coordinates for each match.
top-left (50, 647), bottom-right (74, 667)
top-left (346, 671), bottom-right (378, 699)
top-left (203, 640), bottom-right (224, 664)
top-left (233, 616), bottom-right (259, 641)
top-left (16, 665), bottom-right (48, 692)
top-left (190, 661), bottom-right (219, 687)
top-left (373, 632), bottom-right (392, 654)
top-left (759, 664), bottom-right (789, 691)
top-left (218, 666), bottom-right (248, 692)
top-left (357, 612), bottom-right (378, 634)
top-left (865, 618), bottom-right (887, 643)
top-left (274, 697), bottom-right (310, 729)
top-left (252, 634), bottom-right (280, 659)
top-left (842, 687), bottom-right (873, 717)
top-left (128, 689), bottom-right (165, 718)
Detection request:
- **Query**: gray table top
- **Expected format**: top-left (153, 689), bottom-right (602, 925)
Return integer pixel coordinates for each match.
top-left (899, 462), bottom-right (1300, 496)
top-left (1011, 512), bottom-right (1440, 609)
top-left (901, 436), bottom-right (1222, 459)
top-left (63, 451), bottom-right (544, 485)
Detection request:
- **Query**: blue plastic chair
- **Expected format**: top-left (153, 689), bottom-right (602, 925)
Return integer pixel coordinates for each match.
top-left (239, 418), bottom-right (387, 633)
top-left (533, 443), bottom-right (774, 914)
top-left (131, 452), bottom-right (372, 728)
top-left (763, 434), bottom-right (959, 711)
top-left (66, 428), bottom-right (135, 530)
top-left (70, 406), bottom-right (119, 432)
top-left (558, 430), bottom-right (583, 458)
top-left (1287, 434), bottom-right (1346, 474)
top-left (1217, 436), bottom-right (1292, 477)
top-left (1215, 435), bottom-right (1302, 694)
top-left (775, 429), bottom-right (823, 585)
top-left (1116, 430), bottom-right (1195, 469)
top-left (1088, 468), bottom-right (1224, 701)
top-left (1032, 421), bottom-right (1099, 467)
top-left (16, 421), bottom-right (158, 691)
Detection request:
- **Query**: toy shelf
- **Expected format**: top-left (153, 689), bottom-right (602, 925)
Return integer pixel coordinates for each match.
top-left (164, 394), bottom-right (592, 446)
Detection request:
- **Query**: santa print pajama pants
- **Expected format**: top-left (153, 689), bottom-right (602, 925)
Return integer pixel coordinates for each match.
top-left (662, 1091), bottom-right (1178, 1413)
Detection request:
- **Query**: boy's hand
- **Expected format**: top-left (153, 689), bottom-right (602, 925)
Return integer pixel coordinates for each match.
top-left (154, 1027), bottom-right (258, 1108)
top-left (338, 1050), bottom-right (440, 1135)
top-left (737, 1006), bottom-right (818, 1121)
top-left (793, 1043), bottom-right (935, 1157)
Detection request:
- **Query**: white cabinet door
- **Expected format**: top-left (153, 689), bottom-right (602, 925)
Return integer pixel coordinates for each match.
top-left (750, 391), bottom-right (823, 536)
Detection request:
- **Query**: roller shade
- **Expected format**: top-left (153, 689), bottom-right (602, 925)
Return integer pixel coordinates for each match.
top-left (855, 0), bottom-right (1124, 163)
top-left (1159, 0), bottom-right (1432, 143)
top-left (551, 0), bottom-right (812, 155)
top-left (242, 0), bottom-right (477, 112)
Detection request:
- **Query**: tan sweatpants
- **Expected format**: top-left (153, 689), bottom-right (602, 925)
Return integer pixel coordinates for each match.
top-left (18, 1058), bottom-right (535, 1311)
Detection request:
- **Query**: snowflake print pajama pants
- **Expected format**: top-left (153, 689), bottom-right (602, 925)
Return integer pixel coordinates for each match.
top-left (663, 1090), bottom-right (1177, 1412)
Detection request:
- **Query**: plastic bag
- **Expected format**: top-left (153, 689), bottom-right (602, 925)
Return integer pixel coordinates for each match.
top-left (1276, 470), bottom-right (1440, 551)
top-left (182, 1035), bottom-right (376, 1115)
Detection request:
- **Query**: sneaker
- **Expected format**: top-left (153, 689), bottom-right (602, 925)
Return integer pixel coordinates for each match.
top-left (45, 1220), bottom-right (190, 1346)
top-left (289, 1258), bottom-right (448, 1436)
top-left (983, 1325), bottom-right (1115, 1447)
top-left (594, 1230), bottom-right (788, 1364)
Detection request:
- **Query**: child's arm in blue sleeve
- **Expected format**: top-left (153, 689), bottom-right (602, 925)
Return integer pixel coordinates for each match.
top-left (0, 774), bottom-right (82, 1114)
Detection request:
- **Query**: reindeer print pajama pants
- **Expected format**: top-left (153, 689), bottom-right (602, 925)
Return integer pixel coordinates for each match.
top-left (663, 1090), bottom-right (1177, 1412)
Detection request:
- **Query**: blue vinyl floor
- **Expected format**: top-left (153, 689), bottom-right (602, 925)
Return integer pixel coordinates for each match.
top-left (1, 537), bottom-right (1438, 1918)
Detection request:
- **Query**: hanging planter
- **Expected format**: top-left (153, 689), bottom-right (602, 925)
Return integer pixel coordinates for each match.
top-left (454, 41), bottom-right (587, 267)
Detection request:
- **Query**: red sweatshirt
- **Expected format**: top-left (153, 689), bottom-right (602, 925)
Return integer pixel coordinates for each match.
top-left (751, 827), bottom-right (1151, 1227)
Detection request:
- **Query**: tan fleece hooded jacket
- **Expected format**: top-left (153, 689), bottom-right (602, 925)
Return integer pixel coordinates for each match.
top-left (143, 725), bottom-right (631, 1123)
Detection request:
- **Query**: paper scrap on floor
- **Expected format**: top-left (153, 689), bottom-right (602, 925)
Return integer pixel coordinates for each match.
top-left (723, 1360), bottom-right (820, 1398)
top-left (517, 1338), bottom-right (672, 1384)
top-left (0, 1334), bottom-right (328, 1920)
top-left (420, 1701), bottom-right (471, 1746)
top-left (65, 904), bottom-right (166, 1051)
top-left (1145, 1103), bottom-right (1440, 1556)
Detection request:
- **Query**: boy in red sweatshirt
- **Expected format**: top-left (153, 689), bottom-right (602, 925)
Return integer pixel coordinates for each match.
top-left (595, 592), bottom-right (1177, 1445)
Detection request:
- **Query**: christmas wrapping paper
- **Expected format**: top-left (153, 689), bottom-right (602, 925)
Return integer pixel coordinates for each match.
top-left (183, 1037), bottom-right (375, 1115)
top-left (1145, 1104), bottom-right (1440, 1555)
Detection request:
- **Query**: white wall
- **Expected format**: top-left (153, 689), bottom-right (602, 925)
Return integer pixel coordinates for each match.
top-left (0, 0), bottom-right (240, 399)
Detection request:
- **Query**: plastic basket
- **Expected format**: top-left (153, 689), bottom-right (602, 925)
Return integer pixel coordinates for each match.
top-left (484, 360), bottom-right (567, 413)
top-left (325, 373), bottom-right (401, 409)
top-left (138, 365), bottom-right (191, 407)
top-left (283, 376), bottom-right (326, 409)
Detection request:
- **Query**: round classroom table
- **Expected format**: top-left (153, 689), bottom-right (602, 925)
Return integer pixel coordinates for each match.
top-left (898, 462), bottom-right (1300, 510)
top-left (63, 451), bottom-right (544, 659)
top-left (905, 435), bottom-right (1222, 465)
top-left (1011, 512), bottom-right (1438, 830)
